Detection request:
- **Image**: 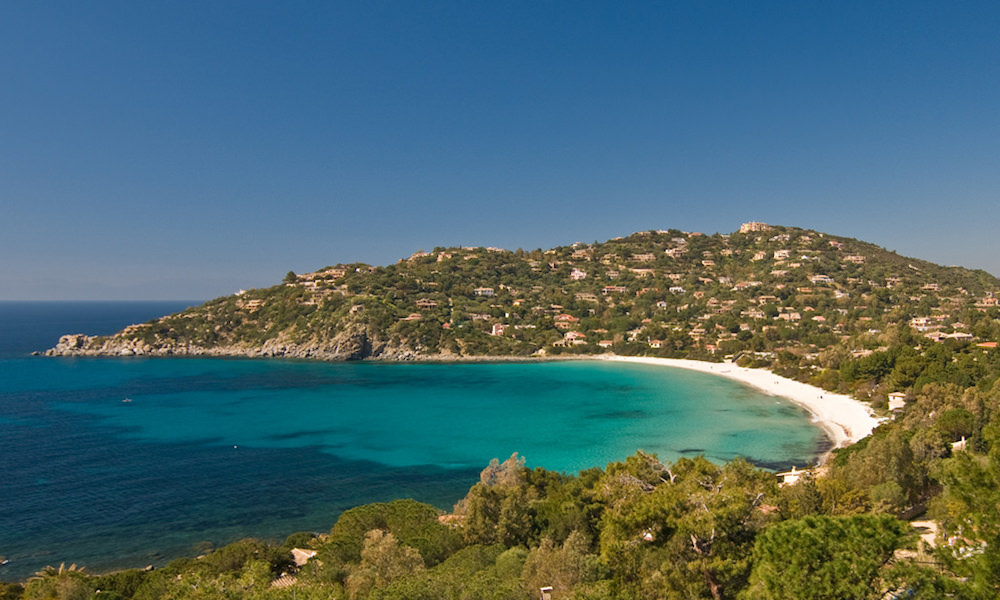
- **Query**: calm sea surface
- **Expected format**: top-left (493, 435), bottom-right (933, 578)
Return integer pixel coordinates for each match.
top-left (0, 301), bottom-right (824, 580)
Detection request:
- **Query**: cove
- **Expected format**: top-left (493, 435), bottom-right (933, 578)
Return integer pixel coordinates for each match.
top-left (0, 354), bottom-right (824, 579)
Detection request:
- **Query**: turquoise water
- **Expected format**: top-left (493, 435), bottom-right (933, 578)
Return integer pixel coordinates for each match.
top-left (0, 302), bottom-right (824, 580)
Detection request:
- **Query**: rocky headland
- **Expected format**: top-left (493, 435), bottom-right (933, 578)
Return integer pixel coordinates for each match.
top-left (46, 323), bottom-right (420, 361)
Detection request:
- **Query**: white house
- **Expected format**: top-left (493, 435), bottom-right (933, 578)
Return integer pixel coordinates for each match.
top-left (888, 392), bottom-right (907, 411)
top-left (775, 466), bottom-right (809, 486)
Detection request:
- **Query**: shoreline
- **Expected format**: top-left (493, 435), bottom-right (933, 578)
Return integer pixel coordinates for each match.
top-left (597, 355), bottom-right (879, 464)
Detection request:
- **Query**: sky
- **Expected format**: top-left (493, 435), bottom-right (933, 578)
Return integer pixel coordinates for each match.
top-left (2, 1), bottom-right (999, 300)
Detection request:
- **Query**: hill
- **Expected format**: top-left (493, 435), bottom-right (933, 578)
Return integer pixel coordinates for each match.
top-left (48, 223), bottom-right (1000, 374)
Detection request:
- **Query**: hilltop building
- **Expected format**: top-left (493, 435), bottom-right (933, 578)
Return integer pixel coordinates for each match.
top-left (739, 221), bottom-right (772, 233)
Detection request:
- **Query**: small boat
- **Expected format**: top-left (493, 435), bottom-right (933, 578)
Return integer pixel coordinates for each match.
top-left (122, 398), bottom-right (133, 403)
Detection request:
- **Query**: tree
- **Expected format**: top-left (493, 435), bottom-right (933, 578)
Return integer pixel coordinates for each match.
top-left (283, 271), bottom-right (297, 283)
top-left (776, 475), bottom-right (822, 519)
top-left (597, 455), bottom-right (777, 599)
top-left (830, 428), bottom-right (920, 514)
top-left (745, 514), bottom-right (907, 600)
top-left (24, 564), bottom-right (91, 600)
top-left (456, 454), bottom-right (537, 547)
top-left (0, 582), bottom-right (25, 600)
top-left (372, 545), bottom-right (526, 600)
top-left (345, 529), bottom-right (425, 600)
top-left (325, 499), bottom-right (462, 568)
top-left (520, 531), bottom-right (598, 598)
top-left (479, 453), bottom-right (526, 487)
top-left (931, 438), bottom-right (1000, 598)
top-left (937, 408), bottom-right (976, 442)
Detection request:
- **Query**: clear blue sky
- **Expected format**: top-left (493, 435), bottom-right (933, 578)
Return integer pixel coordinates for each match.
top-left (2, 1), bottom-right (998, 300)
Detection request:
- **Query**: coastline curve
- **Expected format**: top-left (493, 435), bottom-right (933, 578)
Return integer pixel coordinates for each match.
top-left (598, 355), bottom-right (879, 463)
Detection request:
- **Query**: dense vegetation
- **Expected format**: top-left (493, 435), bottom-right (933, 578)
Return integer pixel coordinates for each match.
top-left (21, 223), bottom-right (1000, 598)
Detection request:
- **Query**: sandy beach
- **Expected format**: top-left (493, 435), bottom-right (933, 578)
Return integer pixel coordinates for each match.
top-left (599, 355), bottom-right (879, 458)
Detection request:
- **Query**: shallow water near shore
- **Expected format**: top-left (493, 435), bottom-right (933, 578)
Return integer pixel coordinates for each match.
top-left (0, 302), bottom-right (824, 580)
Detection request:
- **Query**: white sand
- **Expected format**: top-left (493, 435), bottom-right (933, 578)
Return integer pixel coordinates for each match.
top-left (598, 355), bottom-right (879, 459)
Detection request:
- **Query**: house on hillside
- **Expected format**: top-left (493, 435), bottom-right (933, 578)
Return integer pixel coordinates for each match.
top-left (241, 298), bottom-right (265, 312)
top-left (554, 314), bottom-right (580, 330)
top-left (291, 548), bottom-right (317, 567)
top-left (739, 221), bottom-right (771, 233)
top-left (945, 332), bottom-right (974, 341)
top-left (775, 466), bottom-right (809, 486)
top-left (910, 317), bottom-right (940, 332)
top-left (975, 294), bottom-right (999, 308)
top-left (888, 392), bottom-right (907, 411)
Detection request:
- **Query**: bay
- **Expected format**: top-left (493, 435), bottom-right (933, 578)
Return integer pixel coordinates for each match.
top-left (0, 302), bottom-right (823, 580)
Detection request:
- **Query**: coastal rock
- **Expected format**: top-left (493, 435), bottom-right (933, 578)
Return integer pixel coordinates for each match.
top-left (329, 323), bottom-right (380, 360)
top-left (46, 334), bottom-right (94, 355)
top-left (44, 319), bottom-right (404, 362)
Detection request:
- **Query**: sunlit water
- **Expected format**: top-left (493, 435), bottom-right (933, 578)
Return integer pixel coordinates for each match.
top-left (0, 302), bottom-right (824, 579)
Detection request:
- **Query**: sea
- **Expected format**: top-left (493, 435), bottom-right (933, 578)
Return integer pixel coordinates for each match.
top-left (0, 301), bottom-right (825, 580)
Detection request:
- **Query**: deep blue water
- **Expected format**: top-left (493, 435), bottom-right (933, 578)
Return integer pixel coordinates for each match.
top-left (0, 302), bottom-right (824, 580)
